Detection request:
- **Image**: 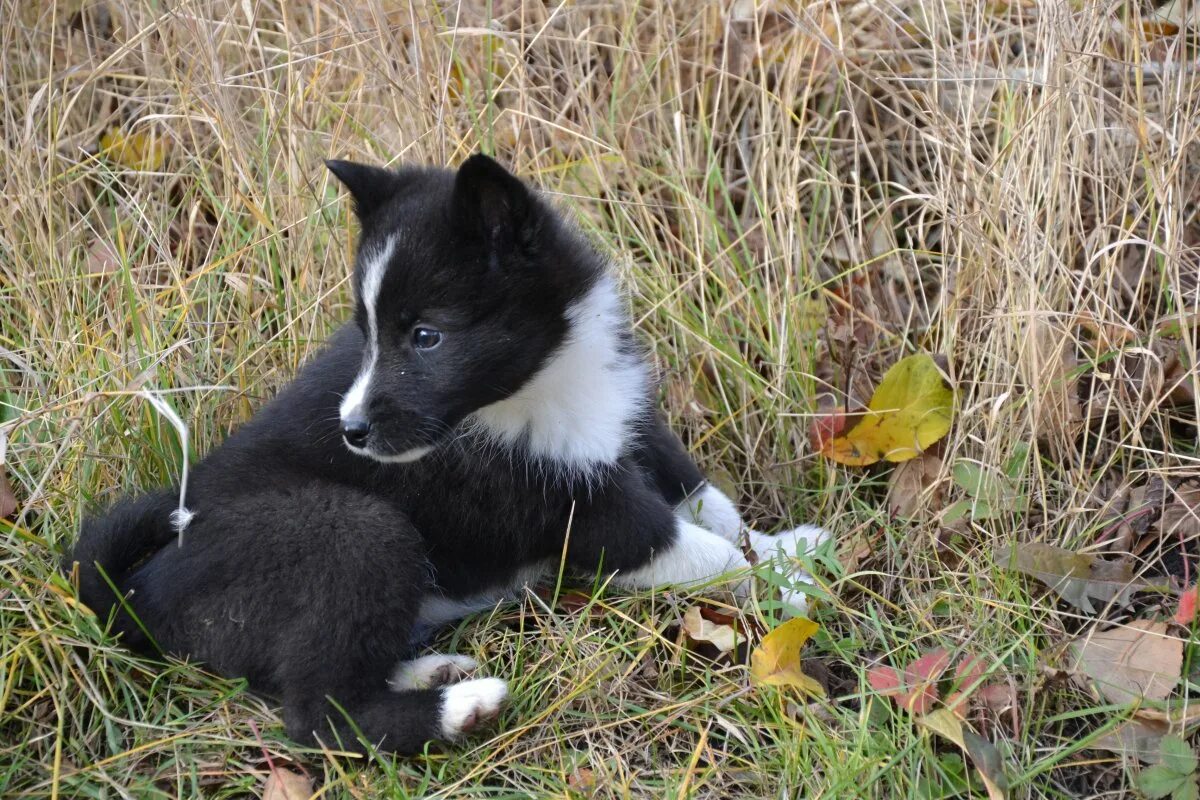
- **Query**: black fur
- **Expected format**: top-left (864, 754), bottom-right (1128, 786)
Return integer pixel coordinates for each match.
top-left (69, 155), bottom-right (709, 754)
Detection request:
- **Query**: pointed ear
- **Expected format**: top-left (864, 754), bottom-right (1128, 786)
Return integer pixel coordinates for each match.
top-left (325, 159), bottom-right (401, 219)
top-left (451, 154), bottom-right (532, 247)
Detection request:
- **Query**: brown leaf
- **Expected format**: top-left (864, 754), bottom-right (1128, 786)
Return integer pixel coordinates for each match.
top-left (85, 238), bottom-right (121, 275)
top-left (996, 542), bottom-right (1157, 613)
top-left (682, 605), bottom-right (743, 654)
top-left (262, 769), bottom-right (313, 800)
top-left (1027, 321), bottom-right (1083, 442)
top-left (1092, 717), bottom-right (1171, 764)
top-left (977, 683), bottom-right (1021, 737)
top-left (1159, 482), bottom-right (1200, 540)
top-left (1069, 619), bottom-right (1182, 705)
top-left (887, 452), bottom-right (944, 518)
top-left (0, 467), bottom-right (15, 519)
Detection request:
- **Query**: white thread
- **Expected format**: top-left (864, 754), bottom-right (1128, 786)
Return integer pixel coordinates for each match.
top-left (137, 390), bottom-right (193, 545)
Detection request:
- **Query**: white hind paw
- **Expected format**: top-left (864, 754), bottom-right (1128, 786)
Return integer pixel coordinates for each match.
top-left (747, 524), bottom-right (833, 617)
top-left (391, 654), bottom-right (478, 690)
top-left (439, 677), bottom-right (508, 739)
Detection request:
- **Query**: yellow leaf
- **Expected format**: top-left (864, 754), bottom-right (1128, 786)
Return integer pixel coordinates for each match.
top-left (916, 709), bottom-right (1009, 800)
top-left (749, 617), bottom-right (824, 697)
top-left (99, 127), bottom-right (168, 170)
top-left (822, 353), bottom-right (954, 466)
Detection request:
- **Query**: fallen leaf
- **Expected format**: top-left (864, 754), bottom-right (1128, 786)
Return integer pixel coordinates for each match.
top-left (99, 127), bottom-right (169, 170)
top-left (916, 708), bottom-right (1009, 800)
top-left (683, 605), bottom-right (743, 654)
top-left (867, 648), bottom-right (956, 716)
top-left (809, 409), bottom-right (848, 451)
top-left (887, 452), bottom-right (944, 518)
top-left (945, 654), bottom-right (988, 718)
top-left (85, 237), bottom-right (121, 275)
top-left (1093, 717), bottom-right (1170, 764)
top-left (1027, 321), bottom-right (1083, 442)
top-left (1178, 585), bottom-right (1199, 626)
top-left (262, 768), bottom-right (313, 800)
top-left (0, 427), bottom-right (14, 519)
top-left (996, 542), bottom-right (1157, 613)
top-left (749, 617), bottom-right (824, 697)
top-left (822, 353), bottom-right (954, 466)
top-left (1069, 619), bottom-right (1182, 705)
top-left (0, 468), bottom-right (15, 519)
top-left (567, 767), bottom-right (597, 796)
top-left (1160, 483), bottom-right (1200, 541)
top-left (977, 683), bottom-right (1020, 737)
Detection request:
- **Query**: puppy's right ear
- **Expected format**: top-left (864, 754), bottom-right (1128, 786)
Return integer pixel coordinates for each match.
top-left (325, 160), bottom-right (401, 220)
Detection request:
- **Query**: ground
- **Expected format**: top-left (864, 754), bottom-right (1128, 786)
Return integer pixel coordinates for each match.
top-left (1, 2), bottom-right (1199, 798)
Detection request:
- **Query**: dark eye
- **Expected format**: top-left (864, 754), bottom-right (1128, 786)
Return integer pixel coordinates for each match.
top-left (412, 326), bottom-right (442, 350)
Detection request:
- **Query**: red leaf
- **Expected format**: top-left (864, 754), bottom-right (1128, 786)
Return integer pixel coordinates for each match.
top-left (907, 648), bottom-right (952, 683)
top-left (1176, 585), bottom-right (1197, 626)
top-left (945, 653), bottom-right (987, 717)
top-left (867, 665), bottom-right (903, 695)
top-left (809, 410), bottom-right (847, 451)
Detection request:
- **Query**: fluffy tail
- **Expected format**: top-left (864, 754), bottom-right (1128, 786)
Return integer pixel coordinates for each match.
top-left (67, 490), bottom-right (179, 626)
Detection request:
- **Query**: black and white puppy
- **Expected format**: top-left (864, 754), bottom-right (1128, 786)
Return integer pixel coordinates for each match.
top-left (69, 155), bottom-right (830, 755)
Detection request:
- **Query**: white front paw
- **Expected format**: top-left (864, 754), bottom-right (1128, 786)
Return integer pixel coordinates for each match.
top-left (747, 524), bottom-right (833, 617)
top-left (678, 484), bottom-right (744, 543)
top-left (439, 677), bottom-right (508, 739)
top-left (391, 654), bottom-right (478, 690)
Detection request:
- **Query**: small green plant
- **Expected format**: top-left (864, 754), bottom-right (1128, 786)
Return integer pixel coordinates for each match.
top-left (1138, 735), bottom-right (1199, 800)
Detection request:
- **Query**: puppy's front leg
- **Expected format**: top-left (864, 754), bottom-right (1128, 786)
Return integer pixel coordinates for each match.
top-left (567, 472), bottom-right (749, 589)
top-left (614, 518), bottom-right (749, 589)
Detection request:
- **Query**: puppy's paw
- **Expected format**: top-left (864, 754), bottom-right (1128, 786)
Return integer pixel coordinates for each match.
top-left (747, 524), bottom-right (832, 562)
top-left (439, 677), bottom-right (508, 739)
top-left (391, 654), bottom-right (478, 690)
top-left (747, 524), bottom-right (833, 617)
top-left (678, 484), bottom-right (743, 543)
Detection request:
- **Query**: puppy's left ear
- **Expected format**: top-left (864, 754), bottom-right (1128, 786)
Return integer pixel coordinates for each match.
top-left (326, 159), bottom-right (402, 220)
top-left (451, 154), bottom-right (533, 249)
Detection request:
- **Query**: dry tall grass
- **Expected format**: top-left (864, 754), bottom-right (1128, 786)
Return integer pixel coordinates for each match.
top-left (1, 1), bottom-right (1198, 797)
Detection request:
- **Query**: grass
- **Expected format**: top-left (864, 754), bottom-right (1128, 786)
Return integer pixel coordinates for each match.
top-left (1, 0), bottom-right (1198, 797)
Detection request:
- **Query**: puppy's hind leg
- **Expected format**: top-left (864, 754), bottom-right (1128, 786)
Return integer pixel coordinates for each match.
top-left (285, 678), bottom-right (508, 753)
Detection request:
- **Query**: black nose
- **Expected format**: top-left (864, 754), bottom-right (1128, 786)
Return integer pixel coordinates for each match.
top-left (341, 417), bottom-right (371, 447)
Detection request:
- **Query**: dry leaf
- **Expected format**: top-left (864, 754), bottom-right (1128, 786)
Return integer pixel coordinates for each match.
top-left (945, 654), bottom-right (988, 718)
top-left (683, 605), bottom-right (743, 654)
top-left (0, 466), bottom-right (15, 519)
top-left (1093, 717), bottom-right (1171, 764)
top-left (887, 452), bottom-right (944, 518)
top-left (85, 238), bottom-right (121, 275)
top-left (1027, 321), bottom-right (1083, 441)
top-left (99, 127), bottom-right (169, 170)
top-left (1069, 619), bottom-right (1182, 705)
top-left (749, 617), bottom-right (824, 697)
top-left (868, 648), bottom-right (952, 715)
top-left (977, 683), bottom-right (1021, 737)
top-left (809, 408), bottom-right (848, 451)
top-left (262, 769), bottom-right (313, 800)
top-left (996, 542), bottom-right (1157, 613)
top-left (822, 353), bottom-right (955, 466)
top-left (1177, 585), bottom-right (1198, 626)
top-left (916, 708), bottom-right (1009, 800)
top-left (1160, 483), bottom-right (1200, 540)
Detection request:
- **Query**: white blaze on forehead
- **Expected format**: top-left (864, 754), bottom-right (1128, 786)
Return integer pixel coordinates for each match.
top-left (340, 236), bottom-right (397, 423)
top-left (468, 275), bottom-right (650, 473)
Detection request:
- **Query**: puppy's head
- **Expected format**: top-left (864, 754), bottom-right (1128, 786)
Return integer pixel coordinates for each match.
top-left (327, 154), bottom-right (597, 463)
